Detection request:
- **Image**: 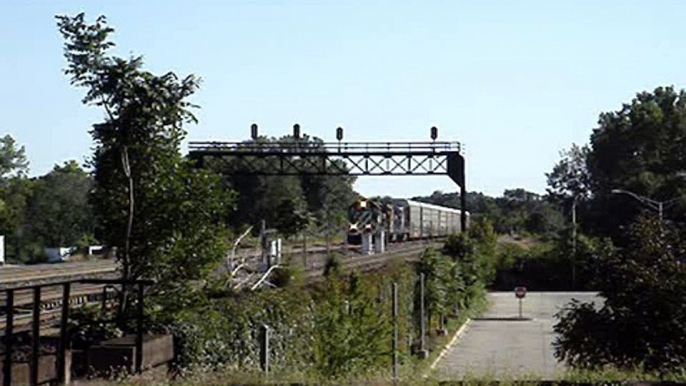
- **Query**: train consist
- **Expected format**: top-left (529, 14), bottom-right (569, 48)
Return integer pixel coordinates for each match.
top-left (347, 198), bottom-right (469, 245)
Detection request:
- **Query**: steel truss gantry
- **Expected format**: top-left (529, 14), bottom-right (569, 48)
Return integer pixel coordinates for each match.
top-left (188, 138), bottom-right (468, 231)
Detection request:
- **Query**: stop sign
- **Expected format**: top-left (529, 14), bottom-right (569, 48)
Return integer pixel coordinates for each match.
top-left (515, 286), bottom-right (527, 299)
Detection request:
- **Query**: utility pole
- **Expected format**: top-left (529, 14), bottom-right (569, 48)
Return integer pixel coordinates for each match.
top-left (571, 195), bottom-right (580, 290)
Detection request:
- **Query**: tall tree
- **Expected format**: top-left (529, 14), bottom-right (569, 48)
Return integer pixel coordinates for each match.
top-left (555, 86), bottom-right (686, 238)
top-left (213, 134), bottom-right (355, 236)
top-left (24, 161), bottom-right (95, 248)
top-left (547, 144), bottom-right (591, 203)
top-left (57, 13), bottom-right (232, 316)
top-left (0, 135), bottom-right (31, 261)
top-left (0, 135), bottom-right (28, 179)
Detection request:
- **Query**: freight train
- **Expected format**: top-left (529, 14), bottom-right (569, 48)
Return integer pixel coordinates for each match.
top-left (347, 198), bottom-right (469, 245)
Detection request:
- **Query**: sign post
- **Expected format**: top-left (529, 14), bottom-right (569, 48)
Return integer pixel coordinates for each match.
top-left (514, 286), bottom-right (526, 319)
top-left (0, 235), bottom-right (4, 265)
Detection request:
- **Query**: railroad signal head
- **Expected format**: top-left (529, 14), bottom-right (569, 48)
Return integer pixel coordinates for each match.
top-left (293, 123), bottom-right (301, 139)
top-left (336, 127), bottom-right (343, 141)
top-left (431, 126), bottom-right (438, 141)
top-left (251, 123), bottom-right (258, 140)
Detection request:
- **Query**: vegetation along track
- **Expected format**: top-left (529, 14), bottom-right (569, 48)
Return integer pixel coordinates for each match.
top-left (0, 240), bottom-right (439, 334)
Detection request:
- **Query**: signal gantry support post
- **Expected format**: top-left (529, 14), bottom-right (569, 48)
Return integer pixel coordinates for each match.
top-left (189, 128), bottom-right (468, 232)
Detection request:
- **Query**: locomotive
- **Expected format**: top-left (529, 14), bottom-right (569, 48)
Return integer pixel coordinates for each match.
top-left (347, 198), bottom-right (469, 245)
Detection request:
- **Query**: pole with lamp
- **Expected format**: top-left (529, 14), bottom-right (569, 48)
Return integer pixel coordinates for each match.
top-left (610, 189), bottom-right (683, 223)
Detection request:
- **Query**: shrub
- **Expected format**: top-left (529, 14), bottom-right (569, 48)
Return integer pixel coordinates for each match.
top-left (68, 305), bottom-right (122, 350)
top-left (169, 288), bottom-right (315, 372)
top-left (554, 214), bottom-right (686, 374)
top-left (312, 273), bottom-right (392, 378)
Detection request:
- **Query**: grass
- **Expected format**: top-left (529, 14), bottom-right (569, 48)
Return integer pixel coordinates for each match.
top-left (113, 366), bottom-right (686, 386)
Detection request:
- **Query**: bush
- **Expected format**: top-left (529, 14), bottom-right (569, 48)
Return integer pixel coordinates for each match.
top-left (554, 214), bottom-right (686, 374)
top-left (492, 229), bottom-right (602, 291)
top-left (323, 253), bottom-right (342, 277)
top-left (270, 265), bottom-right (301, 288)
top-left (170, 288), bottom-right (315, 371)
top-left (68, 305), bottom-right (122, 350)
top-left (312, 273), bottom-right (392, 378)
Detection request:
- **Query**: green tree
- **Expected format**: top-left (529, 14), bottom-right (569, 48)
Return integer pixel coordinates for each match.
top-left (412, 190), bottom-right (501, 223)
top-left (444, 233), bottom-right (489, 287)
top-left (24, 161), bottom-right (95, 248)
top-left (57, 13), bottom-right (232, 316)
top-left (414, 247), bottom-right (451, 333)
top-left (546, 143), bottom-right (591, 203)
top-left (525, 205), bottom-right (565, 234)
top-left (212, 135), bottom-right (355, 235)
top-left (554, 214), bottom-right (686, 373)
top-left (0, 135), bottom-right (31, 261)
top-left (313, 273), bottom-right (390, 377)
top-left (0, 135), bottom-right (28, 179)
top-left (273, 198), bottom-right (310, 239)
top-left (554, 86), bottom-right (686, 239)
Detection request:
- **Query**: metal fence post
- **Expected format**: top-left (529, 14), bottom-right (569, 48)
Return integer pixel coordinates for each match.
top-left (135, 283), bottom-right (144, 374)
top-left (3, 289), bottom-right (14, 386)
top-left (57, 283), bottom-right (71, 385)
top-left (260, 324), bottom-right (270, 374)
top-left (419, 273), bottom-right (428, 359)
top-left (392, 282), bottom-right (398, 380)
top-left (325, 206), bottom-right (331, 258)
top-left (31, 287), bottom-right (41, 386)
top-left (302, 234), bottom-right (307, 268)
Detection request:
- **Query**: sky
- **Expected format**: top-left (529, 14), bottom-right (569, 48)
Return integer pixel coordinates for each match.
top-left (2, 1), bottom-right (686, 198)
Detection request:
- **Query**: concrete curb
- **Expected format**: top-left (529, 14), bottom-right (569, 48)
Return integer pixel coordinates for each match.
top-left (425, 317), bottom-right (472, 376)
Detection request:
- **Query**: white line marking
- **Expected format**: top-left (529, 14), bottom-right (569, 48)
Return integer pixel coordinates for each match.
top-left (426, 317), bottom-right (472, 376)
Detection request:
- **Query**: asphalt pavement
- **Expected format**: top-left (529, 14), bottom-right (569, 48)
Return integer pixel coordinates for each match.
top-left (433, 291), bottom-right (600, 380)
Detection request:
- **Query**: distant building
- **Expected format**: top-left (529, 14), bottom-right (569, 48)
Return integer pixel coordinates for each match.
top-left (44, 247), bottom-right (75, 263)
top-left (44, 245), bottom-right (112, 263)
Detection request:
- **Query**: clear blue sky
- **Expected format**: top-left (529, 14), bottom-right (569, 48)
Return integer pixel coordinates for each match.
top-left (2, 1), bottom-right (685, 198)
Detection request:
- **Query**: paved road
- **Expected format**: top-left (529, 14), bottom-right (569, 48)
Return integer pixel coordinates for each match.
top-left (434, 292), bottom-right (600, 380)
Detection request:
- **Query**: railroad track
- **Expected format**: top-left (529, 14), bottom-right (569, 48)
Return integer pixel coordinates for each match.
top-left (0, 260), bottom-right (119, 290)
top-left (0, 283), bottom-right (120, 335)
top-left (0, 243), bottom-right (340, 289)
top-left (303, 241), bottom-right (438, 280)
top-left (0, 240), bottom-right (439, 334)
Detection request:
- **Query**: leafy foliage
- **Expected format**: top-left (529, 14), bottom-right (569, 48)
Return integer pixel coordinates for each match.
top-left (414, 189), bottom-right (564, 236)
top-left (414, 247), bottom-right (451, 323)
top-left (550, 87), bottom-right (686, 240)
top-left (0, 135), bottom-right (28, 179)
top-left (170, 288), bottom-right (315, 372)
top-left (209, 135), bottom-right (355, 237)
top-left (0, 135), bottom-right (32, 261)
top-left (313, 273), bottom-right (392, 378)
top-left (56, 13), bottom-right (233, 317)
top-left (24, 161), bottom-right (95, 249)
top-left (554, 214), bottom-right (686, 373)
top-left (547, 143), bottom-right (592, 204)
top-left (68, 305), bottom-right (122, 350)
top-left (167, 251), bottom-right (487, 378)
top-left (274, 198), bottom-right (310, 239)
top-left (443, 230), bottom-right (494, 288)
top-left (492, 233), bottom-right (600, 291)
